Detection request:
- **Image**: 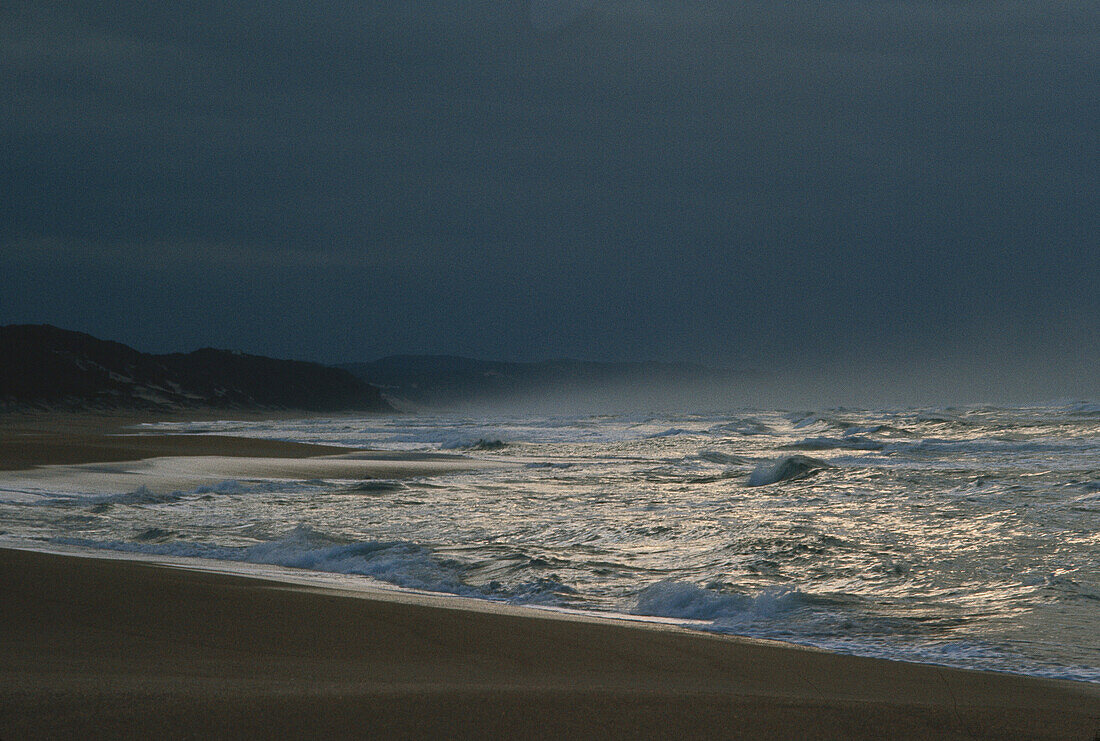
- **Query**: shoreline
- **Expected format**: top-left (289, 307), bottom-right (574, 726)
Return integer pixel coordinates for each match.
top-left (0, 409), bottom-right (501, 491)
top-left (1, 546), bottom-right (1097, 739)
top-left (0, 413), bottom-right (503, 492)
top-left (0, 409), bottom-right (377, 471)
top-left (2, 411), bottom-right (1098, 737)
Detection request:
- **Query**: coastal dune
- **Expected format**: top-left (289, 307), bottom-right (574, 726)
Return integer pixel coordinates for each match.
top-left (1, 547), bottom-right (1097, 740)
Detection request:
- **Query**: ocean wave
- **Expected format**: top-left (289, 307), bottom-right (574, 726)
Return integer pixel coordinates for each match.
top-left (52, 525), bottom-right (581, 604)
top-left (72, 480), bottom-right (260, 506)
top-left (243, 527), bottom-right (476, 593)
top-left (685, 470), bottom-right (749, 484)
top-left (633, 580), bottom-right (823, 622)
top-left (915, 410), bottom-right (963, 421)
top-left (629, 579), bottom-right (1100, 681)
top-left (885, 438), bottom-right (1094, 455)
top-left (709, 420), bottom-right (776, 436)
top-left (340, 480), bottom-right (407, 494)
top-left (56, 525), bottom-right (476, 595)
top-left (746, 455), bottom-right (829, 486)
top-left (842, 423), bottom-right (912, 437)
top-left (781, 436), bottom-right (885, 451)
top-left (1064, 402), bottom-right (1100, 416)
top-left (645, 427), bottom-right (692, 439)
top-left (490, 576), bottom-right (578, 605)
top-left (441, 438), bottom-right (508, 451)
top-left (789, 415), bottom-right (833, 430)
top-left (1069, 491), bottom-right (1100, 511)
top-left (134, 527), bottom-right (175, 542)
top-left (695, 450), bottom-right (749, 465)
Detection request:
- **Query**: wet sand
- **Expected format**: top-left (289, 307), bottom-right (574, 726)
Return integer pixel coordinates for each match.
top-left (0, 411), bottom-right (496, 491)
top-left (0, 547), bottom-right (1097, 740)
top-left (0, 411), bottom-right (361, 471)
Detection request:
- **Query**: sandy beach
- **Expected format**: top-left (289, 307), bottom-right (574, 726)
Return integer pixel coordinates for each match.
top-left (0, 547), bottom-right (1096, 740)
top-left (0, 411), bottom-right (367, 471)
top-left (0, 413), bottom-right (1098, 739)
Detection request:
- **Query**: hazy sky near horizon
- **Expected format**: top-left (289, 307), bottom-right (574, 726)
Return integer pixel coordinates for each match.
top-left (2, 1), bottom-right (1097, 401)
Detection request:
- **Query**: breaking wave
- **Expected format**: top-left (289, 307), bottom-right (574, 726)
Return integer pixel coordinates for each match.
top-left (746, 455), bottom-right (830, 486)
top-left (633, 580), bottom-right (817, 622)
top-left (53, 525), bottom-right (576, 605)
top-left (630, 581), bottom-right (878, 640)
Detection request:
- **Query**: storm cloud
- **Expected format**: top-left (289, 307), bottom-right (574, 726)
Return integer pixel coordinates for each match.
top-left (2, 0), bottom-right (1097, 402)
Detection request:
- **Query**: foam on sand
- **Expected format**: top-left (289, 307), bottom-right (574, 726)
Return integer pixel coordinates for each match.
top-left (0, 452), bottom-right (507, 499)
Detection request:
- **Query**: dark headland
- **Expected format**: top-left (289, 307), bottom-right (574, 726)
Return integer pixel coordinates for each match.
top-left (0, 324), bottom-right (393, 413)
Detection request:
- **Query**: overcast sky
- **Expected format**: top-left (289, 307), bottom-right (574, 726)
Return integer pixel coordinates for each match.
top-left (2, 1), bottom-right (1097, 402)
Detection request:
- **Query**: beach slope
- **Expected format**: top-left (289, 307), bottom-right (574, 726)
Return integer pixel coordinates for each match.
top-left (1, 548), bottom-right (1097, 740)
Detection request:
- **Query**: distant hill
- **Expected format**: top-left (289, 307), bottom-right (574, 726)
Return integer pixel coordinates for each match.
top-left (0, 325), bottom-right (393, 413)
top-left (341, 355), bottom-right (748, 409)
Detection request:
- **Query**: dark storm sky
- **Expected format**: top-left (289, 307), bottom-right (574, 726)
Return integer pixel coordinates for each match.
top-left (2, 1), bottom-right (1097, 400)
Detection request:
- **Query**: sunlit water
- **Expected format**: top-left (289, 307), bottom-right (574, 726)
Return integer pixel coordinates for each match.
top-left (2, 404), bottom-right (1098, 681)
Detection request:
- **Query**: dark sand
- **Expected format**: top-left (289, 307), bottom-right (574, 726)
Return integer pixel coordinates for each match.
top-left (0, 411), bottom-right (359, 470)
top-left (0, 548), bottom-right (1097, 740)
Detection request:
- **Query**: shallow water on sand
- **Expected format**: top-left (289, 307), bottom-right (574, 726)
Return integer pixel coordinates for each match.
top-left (2, 403), bottom-right (1098, 681)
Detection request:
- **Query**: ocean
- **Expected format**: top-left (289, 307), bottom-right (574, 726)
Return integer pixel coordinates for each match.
top-left (2, 403), bottom-right (1097, 682)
